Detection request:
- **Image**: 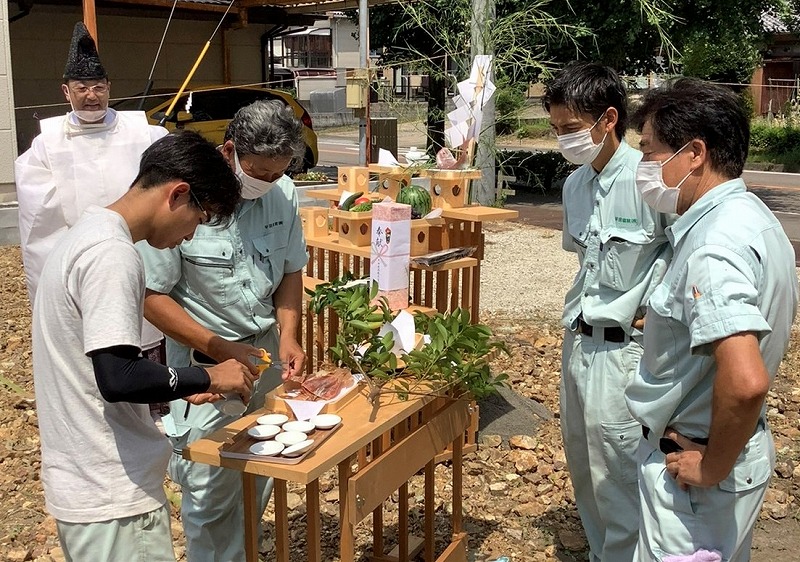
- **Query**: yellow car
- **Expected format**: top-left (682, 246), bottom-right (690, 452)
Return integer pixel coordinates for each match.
top-left (112, 86), bottom-right (318, 172)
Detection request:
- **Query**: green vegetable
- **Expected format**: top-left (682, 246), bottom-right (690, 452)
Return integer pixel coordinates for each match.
top-left (350, 202), bottom-right (373, 212)
top-left (340, 192), bottom-right (364, 211)
top-left (396, 184), bottom-right (432, 219)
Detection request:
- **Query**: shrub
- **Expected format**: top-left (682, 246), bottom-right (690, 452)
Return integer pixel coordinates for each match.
top-left (495, 81), bottom-right (527, 135)
top-left (496, 149), bottom-right (577, 195)
top-left (748, 119), bottom-right (800, 172)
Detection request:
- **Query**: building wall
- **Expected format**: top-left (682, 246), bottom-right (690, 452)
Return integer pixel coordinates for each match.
top-left (9, 7), bottom-right (286, 152)
top-left (0, 1), bottom-right (18, 204)
top-left (331, 17), bottom-right (359, 69)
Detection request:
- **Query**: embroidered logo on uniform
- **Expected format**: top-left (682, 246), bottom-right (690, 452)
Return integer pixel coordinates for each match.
top-left (615, 216), bottom-right (639, 225)
top-left (692, 285), bottom-right (702, 299)
top-left (168, 367), bottom-right (178, 391)
top-left (265, 220), bottom-right (284, 229)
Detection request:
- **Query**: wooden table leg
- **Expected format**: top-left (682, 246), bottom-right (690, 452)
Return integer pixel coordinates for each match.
top-left (306, 479), bottom-right (321, 562)
top-left (453, 435), bottom-right (463, 535)
top-left (399, 482), bottom-right (409, 560)
top-left (275, 479), bottom-right (290, 562)
top-left (242, 473), bottom-right (259, 562)
top-left (339, 456), bottom-right (355, 562)
top-left (424, 459), bottom-right (435, 562)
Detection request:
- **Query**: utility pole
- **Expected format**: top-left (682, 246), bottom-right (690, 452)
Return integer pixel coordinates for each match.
top-left (471, 0), bottom-right (495, 204)
top-left (358, 0), bottom-right (369, 165)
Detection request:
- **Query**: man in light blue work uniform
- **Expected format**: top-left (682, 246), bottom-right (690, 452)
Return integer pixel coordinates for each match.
top-left (138, 100), bottom-right (308, 562)
top-left (625, 78), bottom-right (798, 561)
top-left (543, 62), bottom-right (672, 561)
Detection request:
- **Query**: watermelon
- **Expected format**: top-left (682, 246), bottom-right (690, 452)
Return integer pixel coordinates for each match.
top-left (396, 184), bottom-right (432, 219)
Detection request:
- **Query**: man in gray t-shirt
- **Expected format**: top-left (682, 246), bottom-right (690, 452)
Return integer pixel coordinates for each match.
top-left (32, 132), bottom-right (256, 562)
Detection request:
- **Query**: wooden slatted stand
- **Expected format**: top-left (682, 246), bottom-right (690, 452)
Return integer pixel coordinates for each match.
top-left (183, 392), bottom-right (474, 562)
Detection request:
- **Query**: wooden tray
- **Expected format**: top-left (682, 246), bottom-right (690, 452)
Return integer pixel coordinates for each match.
top-left (219, 415), bottom-right (342, 465)
top-left (264, 376), bottom-right (365, 415)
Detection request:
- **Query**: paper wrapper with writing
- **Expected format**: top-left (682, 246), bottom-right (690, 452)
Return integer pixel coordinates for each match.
top-left (370, 202), bottom-right (411, 310)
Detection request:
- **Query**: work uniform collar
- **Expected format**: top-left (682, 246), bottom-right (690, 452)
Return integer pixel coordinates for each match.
top-left (666, 177), bottom-right (746, 247)
top-left (594, 140), bottom-right (633, 193)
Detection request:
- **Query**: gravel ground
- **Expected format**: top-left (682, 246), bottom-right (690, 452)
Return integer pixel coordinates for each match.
top-left (2, 221), bottom-right (800, 562)
top-left (480, 223), bottom-right (575, 320)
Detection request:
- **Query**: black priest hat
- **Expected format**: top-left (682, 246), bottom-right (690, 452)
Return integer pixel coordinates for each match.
top-left (63, 22), bottom-right (107, 82)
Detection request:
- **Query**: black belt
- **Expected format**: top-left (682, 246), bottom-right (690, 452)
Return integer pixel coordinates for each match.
top-left (578, 318), bottom-right (626, 343)
top-left (642, 426), bottom-right (709, 455)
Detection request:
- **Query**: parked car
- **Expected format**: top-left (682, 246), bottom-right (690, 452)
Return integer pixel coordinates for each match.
top-left (112, 86), bottom-right (318, 172)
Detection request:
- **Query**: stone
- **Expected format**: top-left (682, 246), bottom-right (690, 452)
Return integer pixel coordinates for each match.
top-left (775, 460), bottom-right (794, 479)
top-left (559, 529), bottom-right (588, 551)
top-left (765, 488), bottom-right (789, 504)
top-left (764, 502), bottom-right (790, 519)
top-left (508, 450), bottom-right (537, 473)
top-left (286, 492), bottom-right (304, 511)
top-left (509, 435), bottom-right (536, 450)
top-left (6, 548), bottom-right (32, 562)
top-left (507, 528), bottom-right (524, 541)
top-left (480, 434), bottom-right (502, 448)
top-left (514, 502), bottom-right (546, 518)
top-left (489, 482), bottom-right (508, 495)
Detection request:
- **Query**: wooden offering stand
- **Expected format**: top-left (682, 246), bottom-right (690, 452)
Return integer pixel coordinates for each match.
top-left (185, 392), bottom-right (474, 562)
top-left (184, 164), bottom-right (517, 562)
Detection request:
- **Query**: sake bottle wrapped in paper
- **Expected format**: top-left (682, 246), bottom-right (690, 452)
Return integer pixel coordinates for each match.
top-left (370, 202), bottom-right (411, 310)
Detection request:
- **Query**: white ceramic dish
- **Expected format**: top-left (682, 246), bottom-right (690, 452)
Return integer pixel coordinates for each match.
top-left (310, 413), bottom-right (342, 430)
top-left (257, 413), bottom-right (289, 426)
top-left (247, 425), bottom-right (281, 440)
top-left (249, 441), bottom-right (284, 456)
top-left (281, 439), bottom-right (315, 457)
top-left (275, 430), bottom-right (307, 445)
top-left (282, 420), bottom-right (315, 434)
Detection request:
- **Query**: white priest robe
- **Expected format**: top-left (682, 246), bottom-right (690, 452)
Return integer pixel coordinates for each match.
top-left (15, 108), bottom-right (168, 347)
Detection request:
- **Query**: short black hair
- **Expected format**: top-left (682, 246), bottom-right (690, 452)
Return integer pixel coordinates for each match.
top-left (542, 61), bottom-right (628, 139)
top-left (132, 131), bottom-right (240, 223)
top-left (631, 77), bottom-right (749, 179)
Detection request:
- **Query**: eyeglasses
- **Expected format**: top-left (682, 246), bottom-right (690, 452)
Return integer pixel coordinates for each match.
top-left (71, 84), bottom-right (109, 95)
top-left (188, 189), bottom-right (210, 224)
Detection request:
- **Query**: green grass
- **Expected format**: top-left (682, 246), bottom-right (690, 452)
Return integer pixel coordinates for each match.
top-left (515, 118), bottom-right (552, 140)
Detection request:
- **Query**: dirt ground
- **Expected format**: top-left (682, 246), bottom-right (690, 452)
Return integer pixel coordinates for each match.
top-left (1, 243), bottom-right (800, 561)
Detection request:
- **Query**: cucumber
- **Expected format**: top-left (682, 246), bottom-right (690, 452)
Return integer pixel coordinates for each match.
top-left (340, 192), bottom-right (364, 211)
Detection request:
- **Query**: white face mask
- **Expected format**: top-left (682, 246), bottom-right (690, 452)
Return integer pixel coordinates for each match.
top-left (635, 142), bottom-right (693, 214)
top-left (72, 107), bottom-right (108, 124)
top-left (556, 112), bottom-right (608, 165)
top-left (234, 151), bottom-right (277, 199)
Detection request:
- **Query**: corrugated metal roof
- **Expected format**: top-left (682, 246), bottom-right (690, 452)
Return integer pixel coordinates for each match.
top-left (762, 11), bottom-right (790, 33)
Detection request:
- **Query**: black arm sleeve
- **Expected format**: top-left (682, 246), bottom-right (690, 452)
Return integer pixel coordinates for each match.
top-left (90, 345), bottom-right (211, 403)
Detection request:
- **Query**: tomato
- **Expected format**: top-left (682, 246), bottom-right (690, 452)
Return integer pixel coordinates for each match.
top-left (354, 197), bottom-right (371, 205)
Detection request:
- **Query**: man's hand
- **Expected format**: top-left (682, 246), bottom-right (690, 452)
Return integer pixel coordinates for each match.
top-left (205, 359), bottom-right (259, 404)
top-left (279, 337), bottom-right (306, 381)
top-left (663, 428), bottom-right (716, 490)
top-left (207, 337), bottom-right (261, 376)
top-left (184, 392), bottom-right (224, 405)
